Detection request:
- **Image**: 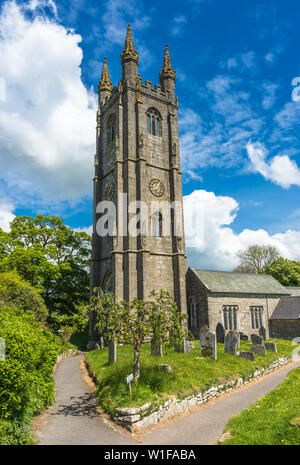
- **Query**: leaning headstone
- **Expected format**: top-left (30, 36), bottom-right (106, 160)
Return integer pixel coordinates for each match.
top-left (216, 322), bottom-right (225, 343)
top-left (259, 327), bottom-right (266, 341)
top-left (184, 339), bottom-right (192, 353)
top-left (239, 332), bottom-right (248, 341)
top-left (151, 339), bottom-right (163, 357)
top-left (239, 351), bottom-right (255, 361)
top-left (251, 334), bottom-right (263, 345)
top-left (224, 330), bottom-right (239, 355)
top-left (199, 326), bottom-right (217, 360)
top-left (265, 342), bottom-right (277, 353)
top-left (108, 341), bottom-right (117, 365)
top-left (0, 338), bottom-right (5, 361)
top-left (251, 344), bottom-right (267, 356)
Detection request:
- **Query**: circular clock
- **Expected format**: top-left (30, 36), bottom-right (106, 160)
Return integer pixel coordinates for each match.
top-left (149, 178), bottom-right (164, 197)
top-left (105, 183), bottom-right (115, 200)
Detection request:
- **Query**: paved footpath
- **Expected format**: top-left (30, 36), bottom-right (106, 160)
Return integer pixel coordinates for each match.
top-left (34, 353), bottom-right (300, 445)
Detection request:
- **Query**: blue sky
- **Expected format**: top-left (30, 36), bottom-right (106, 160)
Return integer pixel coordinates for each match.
top-left (0, 0), bottom-right (300, 269)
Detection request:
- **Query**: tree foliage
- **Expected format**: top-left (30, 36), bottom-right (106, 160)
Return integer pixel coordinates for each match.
top-left (91, 288), bottom-right (188, 380)
top-left (264, 257), bottom-right (300, 287)
top-left (0, 215), bottom-right (91, 318)
top-left (235, 244), bottom-right (280, 274)
top-left (0, 271), bottom-right (48, 323)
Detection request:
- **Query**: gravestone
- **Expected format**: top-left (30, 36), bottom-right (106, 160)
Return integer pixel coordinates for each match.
top-left (199, 326), bottom-right (217, 360)
top-left (108, 341), bottom-right (117, 365)
top-left (259, 327), bottom-right (266, 341)
top-left (0, 338), bottom-right (5, 361)
top-left (151, 339), bottom-right (163, 357)
top-left (251, 344), bottom-right (267, 356)
top-left (184, 340), bottom-right (192, 353)
top-left (224, 330), bottom-right (239, 355)
top-left (265, 342), bottom-right (277, 353)
top-left (174, 339), bottom-right (191, 353)
top-left (251, 334), bottom-right (263, 345)
top-left (239, 351), bottom-right (255, 361)
top-left (216, 322), bottom-right (225, 343)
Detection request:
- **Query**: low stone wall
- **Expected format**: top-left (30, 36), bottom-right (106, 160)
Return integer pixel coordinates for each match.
top-left (56, 349), bottom-right (77, 364)
top-left (114, 356), bottom-right (293, 433)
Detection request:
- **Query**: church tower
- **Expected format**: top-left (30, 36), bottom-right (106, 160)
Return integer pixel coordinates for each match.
top-left (88, 26), bottom-right (187, 349)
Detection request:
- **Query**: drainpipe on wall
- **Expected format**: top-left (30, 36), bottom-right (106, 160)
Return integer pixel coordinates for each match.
top-left (266, 294), bottom-right (272, 338)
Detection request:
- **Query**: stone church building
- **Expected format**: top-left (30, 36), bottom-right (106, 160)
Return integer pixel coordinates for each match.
top-left (88, 26), bottom-right (299, 348)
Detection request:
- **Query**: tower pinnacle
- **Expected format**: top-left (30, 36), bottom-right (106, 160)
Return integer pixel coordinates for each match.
top-left (159, 44), bottom-right (175, 81)
top-left (121, 24), bottom-right (139, 64)
top-left (98, 57), bottom-right (113, 92)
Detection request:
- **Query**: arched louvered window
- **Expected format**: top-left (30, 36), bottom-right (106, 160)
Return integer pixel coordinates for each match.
top-left (147, 108), bottom-right (161, 137)
top-left (107, 114), bottom-right (116, 145)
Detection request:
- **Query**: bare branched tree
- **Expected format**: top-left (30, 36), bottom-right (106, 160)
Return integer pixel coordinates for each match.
top-left (234, 245), bottom-right (280, 274)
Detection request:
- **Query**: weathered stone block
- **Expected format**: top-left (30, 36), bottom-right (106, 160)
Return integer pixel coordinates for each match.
top-left (251, 334), bottom-right (263, 345)
top-left (264, 342), bottom-right (277, 353)
top-left (200, 326), bottom-right (217, 360)
top-left (158, 364), bottom-right (173, 374)
top-left (224, 330), bottom-right (239, 355)
top-left (239, 350), bottom-right (255, 361)
top-left (251, 343), bottom-right (267, 356)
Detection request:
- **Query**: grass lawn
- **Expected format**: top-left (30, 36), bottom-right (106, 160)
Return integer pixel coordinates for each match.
top-left (220, 367), bottom-right (300, 445)
top-left (85, 338), bottom-right (296, 417)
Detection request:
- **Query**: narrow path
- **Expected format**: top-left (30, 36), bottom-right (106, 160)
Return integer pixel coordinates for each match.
top-left (34, 353), bottom-right (137, 445)
top-left (34, 354), bottom-right (300, 445)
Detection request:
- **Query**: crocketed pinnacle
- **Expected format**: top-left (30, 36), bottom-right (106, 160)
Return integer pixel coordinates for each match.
top-left (160, 44), bottom-right (175, 80)
top-left (121, 24), bottom-right (138, 64)
top-left (98, 57), bottom-right (113, 92)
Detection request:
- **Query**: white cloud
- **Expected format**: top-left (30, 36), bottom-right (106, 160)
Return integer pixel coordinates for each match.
top-left (170, 15), bottom-right (186, 37)
top-left (247, 142), bottom-right (300, 189)
top-left (0, 202), bottom-right (15, 232)
top-left (184, 189), bottom-right (300, 270)
top-left (0, 0), bottom-right (97, 205)
top-left (262, 82), bottom-right (278, 110)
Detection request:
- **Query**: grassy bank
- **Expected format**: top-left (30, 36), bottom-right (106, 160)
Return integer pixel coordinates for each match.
top-left (85, 338), bottom-right (295, 417)
top-left (220, 367), bottom-right (300, 445)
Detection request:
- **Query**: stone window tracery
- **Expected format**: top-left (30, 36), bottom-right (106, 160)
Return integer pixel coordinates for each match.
top-left (151, 211), bottom-right (162, 237)
top-left (147, 108), bottom-right (161, 137)
top-left (250, 306), bottom-right (263, 329)
top-left (223, 305), bottom-right (238, 330)
top-left (106, 114), bottom-right (116, 145)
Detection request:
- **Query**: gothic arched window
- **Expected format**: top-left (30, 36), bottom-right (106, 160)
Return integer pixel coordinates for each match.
top-left (151, 211), bottom-right (162, 237)
top-left (107, 114), bottom-right (116, 146)
top-left (223, 305), bottom-right (238, 330)
top-left (147, 108), bottom-right (161, 137)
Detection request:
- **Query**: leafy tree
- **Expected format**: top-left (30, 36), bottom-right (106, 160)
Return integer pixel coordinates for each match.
top-left (0, 215), bottom-right (91, 318)
top-left (264, 257), bottom-right (300, 287)
top-left (234, 244), bottom-right (280, 274)
top-left (0, 271), bottom-right (48, 323)
top-left (92, 288), bottom-right (188, 380)
top-left (51, 304), bottom-right (89, 346)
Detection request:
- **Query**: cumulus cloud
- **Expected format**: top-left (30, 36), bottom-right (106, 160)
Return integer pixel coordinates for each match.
top-left (247, 142), bottom-right (300, 189)
top-left (0, 202), bottom-right (15, 232)
top-left (183, 189), bottom-right (300, 270)
top-left (0, 0), bottom-right (97, 206)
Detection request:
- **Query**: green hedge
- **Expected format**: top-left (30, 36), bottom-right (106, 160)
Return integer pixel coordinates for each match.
top-left (0, 307), bottom-right (60, 444)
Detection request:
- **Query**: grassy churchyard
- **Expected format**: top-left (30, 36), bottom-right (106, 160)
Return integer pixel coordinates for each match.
top-left (85, 338), bottom-right (296, 418)
top-left (220, 367), bottom-right (300, 445)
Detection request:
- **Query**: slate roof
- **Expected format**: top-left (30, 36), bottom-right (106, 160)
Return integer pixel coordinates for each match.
top-left (191, 268), bottom-right (290, 295)
top-left (271, 297), bottom-right (300, 320)
top-left (285, 287), bottom-right (300, 297)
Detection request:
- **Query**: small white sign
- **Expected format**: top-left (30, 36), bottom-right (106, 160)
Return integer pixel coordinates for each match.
top-left (126, 373), bottom-right (133, 384)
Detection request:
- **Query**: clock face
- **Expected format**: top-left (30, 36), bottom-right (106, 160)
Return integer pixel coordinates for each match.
top-left (105, 183), bottom-right (115, 200)
top-left (149, 178), bottom-right (164, 197)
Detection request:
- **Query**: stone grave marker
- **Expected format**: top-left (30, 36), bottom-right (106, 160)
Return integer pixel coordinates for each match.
top-left (251, 343), bottom-right (267, 356)
top-left (251, 334), bottom-right (263, 345)
top-left (151, 339), bottom-right (163, 357)
top-left (0, 338), bottom-right (5, 361)
top-left (239, 351), bottom-right (255, 361)
top-left (265, 342), bottom-right (277, 353)
top-left (108, 341), bottom-right (117, 365)
top-left (216, 322), bottom-right (225, 343)
top-left (239, 332), bottom-right (248, 341)
top-left (259, 326), bottom-right (266, 341)
top-left (199, 326), bottom-right (217, 360)
top-left (224, 330), bottom-right (239, 355)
